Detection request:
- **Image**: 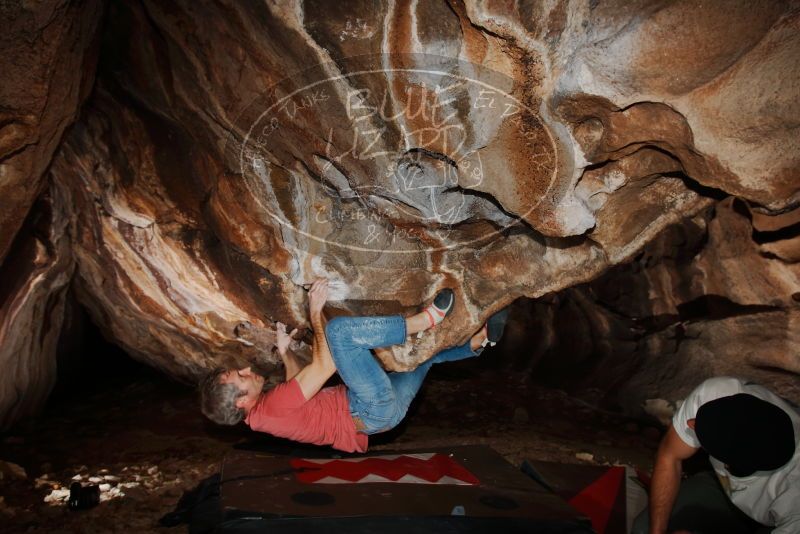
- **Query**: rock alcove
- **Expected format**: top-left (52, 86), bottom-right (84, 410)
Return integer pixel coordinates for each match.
top-left (1, 0), bottom-right (798, 434)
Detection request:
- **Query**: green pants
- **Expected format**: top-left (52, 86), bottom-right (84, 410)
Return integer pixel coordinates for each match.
top-left (631, 471), bottom-right (770, 534)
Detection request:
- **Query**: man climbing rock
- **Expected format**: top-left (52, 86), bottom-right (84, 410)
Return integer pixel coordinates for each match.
top-left (200, 278), bottom-right (509, 452)
top-left (634, 376), bottom-right (799, 534)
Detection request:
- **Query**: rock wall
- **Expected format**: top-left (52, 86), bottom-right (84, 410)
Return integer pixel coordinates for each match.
top-left (1, 0), bottom-right (798, 427)
top-left (498, 199), bottom-right (800, 410)
top-left (0, 0), bottom-right (103, 261)
top-left (0, 0), bottom-right (103, 428)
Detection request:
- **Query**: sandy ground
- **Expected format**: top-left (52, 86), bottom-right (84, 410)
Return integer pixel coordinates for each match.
top-left (0, 359), bottom-right (663, 533)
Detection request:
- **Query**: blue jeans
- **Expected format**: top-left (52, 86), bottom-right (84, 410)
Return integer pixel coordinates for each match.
top-left (325, 315), bottom-right (480, 434)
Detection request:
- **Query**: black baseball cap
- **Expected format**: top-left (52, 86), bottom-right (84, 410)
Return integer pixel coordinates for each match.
top-left (695, 393), bottom-right (795, 477)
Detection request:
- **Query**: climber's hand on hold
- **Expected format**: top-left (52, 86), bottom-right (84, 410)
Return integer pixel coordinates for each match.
top-left (308, 278), bottom-right (329, 317)
top-left (275, 321), bottom-right (298, 356)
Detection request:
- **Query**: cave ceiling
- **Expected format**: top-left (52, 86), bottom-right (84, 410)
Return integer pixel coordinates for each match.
top-left (0, 0), bottom-right (798, 428)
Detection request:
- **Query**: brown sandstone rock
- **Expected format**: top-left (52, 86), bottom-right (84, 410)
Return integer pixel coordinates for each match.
top-left (497, 200), bottom-right (800, 409)
top-left (0, 0), bottom-right (102, 263)
top-left (0, 1), bottom-right (798, 427)
top-left (0, 0), bottom-right (102, 428)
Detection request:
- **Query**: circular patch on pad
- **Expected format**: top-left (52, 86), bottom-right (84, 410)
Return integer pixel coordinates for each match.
top-left (290, 490), bottom-right (335, 506)
top-left (478, 494), bottom-right (519, 510)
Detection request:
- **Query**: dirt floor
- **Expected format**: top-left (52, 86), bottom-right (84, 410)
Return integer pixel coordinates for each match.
top-left (0, 357), bottom-right (664, 533)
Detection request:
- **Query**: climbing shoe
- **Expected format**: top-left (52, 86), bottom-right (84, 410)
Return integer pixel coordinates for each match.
top-left (423, 288), bottom-right (455, 327)
top-left (482, 307), bottom-right (510, 348)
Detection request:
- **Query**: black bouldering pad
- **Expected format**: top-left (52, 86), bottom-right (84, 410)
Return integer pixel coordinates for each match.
top-left (217, 445), bottom-right (593, 533)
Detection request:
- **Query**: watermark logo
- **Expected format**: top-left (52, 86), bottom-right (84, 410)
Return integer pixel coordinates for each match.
top-left (230, 54), bottom-right (555, 254)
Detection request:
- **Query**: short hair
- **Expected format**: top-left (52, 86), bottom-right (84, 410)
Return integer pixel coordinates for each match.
top-left (200, 368), bottom-right (246, 425)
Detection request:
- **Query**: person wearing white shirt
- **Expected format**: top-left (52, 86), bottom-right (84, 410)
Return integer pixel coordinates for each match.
top-left (633, 376), bottom-right (799, 534)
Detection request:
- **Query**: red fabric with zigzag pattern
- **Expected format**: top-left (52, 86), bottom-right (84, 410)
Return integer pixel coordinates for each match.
top-left (290, 454), bottom-right (480, 485)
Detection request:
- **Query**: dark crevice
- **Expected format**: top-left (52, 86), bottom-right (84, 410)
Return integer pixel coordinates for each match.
top-left (0, 193), bottom-right (55, 308)
top-left (583, 275), bottom-right (781, 340)
top-left (759, 250), bottom-right (797, 264)
top-left (0, 137), bottom-right (36, 163)
top-left (662, 170), bottom-right (728, 201)
top-left (296, 158), bottom-right (341, 198)
top-left (404, 146), bottom-right (458, 168)
top-left (580, 159), bottom-right (610, 173)
top-left (729, 197), bottom-right (751, 218)
top-left (578, 144), bottom-right (729, 204)
top-left (750, 364), bottom-right (800, 378)
top-left (675, 294), bottom-right (777, 321)
top-left (458, 187), bottom-right (526, 224)
top-left (608, 143), bottom-right (683, 166)
top-left (753, 221), bottom-right (800, 244)
top-left (581, 142), bottom-right (732, 209)
top-left (625, 295), bottom-right (778, 336)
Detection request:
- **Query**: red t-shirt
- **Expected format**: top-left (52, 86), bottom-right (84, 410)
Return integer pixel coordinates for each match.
top-left (245, 379), bottom-right (368, 453)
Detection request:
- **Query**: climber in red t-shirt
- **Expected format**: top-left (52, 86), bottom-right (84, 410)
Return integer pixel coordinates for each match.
top-left (200, 278), bottom-right (509, 452)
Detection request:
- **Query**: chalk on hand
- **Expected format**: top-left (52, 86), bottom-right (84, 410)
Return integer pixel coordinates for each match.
top-left (301, 278), bottom-right (347, 301)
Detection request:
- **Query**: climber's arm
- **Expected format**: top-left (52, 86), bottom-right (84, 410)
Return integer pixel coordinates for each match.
top-left (293, 279), bottom-right (337, 400)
